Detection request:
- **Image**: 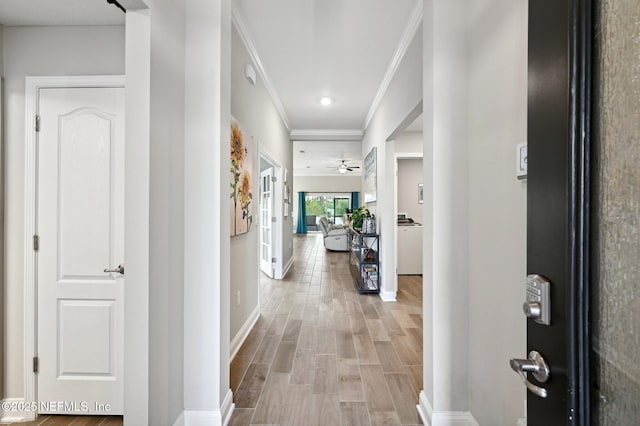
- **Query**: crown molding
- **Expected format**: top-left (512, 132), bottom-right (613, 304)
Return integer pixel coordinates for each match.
top-left (362, 0), bottom-right (423, 131)
top-left (232, 4), bottom-right (291, 131)
top-left (290, 129), bottom-right (364, 141)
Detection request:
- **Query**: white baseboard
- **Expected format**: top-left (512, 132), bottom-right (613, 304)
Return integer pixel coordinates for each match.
top-left (230, 304), bottom-right (260, 361)
top-left (416, 392), bottom-right (479, 426)
top-left (178, 389), bottom-right (234, 426)
top-left (379, 289), bottom-right (397, 302)
top-left (417, 391), bottom-right (433, 426)
top-left (0, 416), bottom-right (27, 423)
top-left (280, 255), bottom-right (294, 279)
top-left (173, 411), bottom-right (185, 426)
top-left (221, 390), bottom-right (234, 426)
top-left (433, 411), bottom-right (479, 426)
top-left (181, 409), bottom-right (220, 425)
top-left (0, 397), bottom-right (36, 423)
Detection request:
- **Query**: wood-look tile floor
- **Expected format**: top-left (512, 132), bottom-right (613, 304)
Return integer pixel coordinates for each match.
top-left (230, 233), bottom-right (423, 426)
top-left (2, 235), bottom-right (422, 426)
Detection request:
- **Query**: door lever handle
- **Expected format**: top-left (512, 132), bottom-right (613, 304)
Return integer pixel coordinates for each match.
top-left (104, 264), bottom-right (125, 275)
top-left (509, 351), bottom-right (550, 398)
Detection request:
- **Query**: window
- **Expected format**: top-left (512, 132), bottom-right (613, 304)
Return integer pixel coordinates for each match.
top-left (305, 193), bottom-right (352, 225)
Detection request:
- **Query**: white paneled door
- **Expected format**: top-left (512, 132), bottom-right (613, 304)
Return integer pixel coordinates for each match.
top-left (37, 87), bottom-right (125, 415)
top-left (260, 168), bottom-right (274, 277)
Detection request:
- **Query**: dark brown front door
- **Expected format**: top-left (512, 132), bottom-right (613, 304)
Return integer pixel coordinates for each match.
top-left (524, 1), bottom-right (592, 424)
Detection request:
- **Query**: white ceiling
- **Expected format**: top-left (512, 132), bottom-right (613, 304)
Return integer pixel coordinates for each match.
top-left (294, 141), bottom-right (362, 177)
top-left (0, 0), bottom-right (420, 176)
top-left (235, 0), bottom-right (420, 133)
top-left (237, 0), bottom-right (421, 176)
top-left (0, 0), bottom-right (125, 26)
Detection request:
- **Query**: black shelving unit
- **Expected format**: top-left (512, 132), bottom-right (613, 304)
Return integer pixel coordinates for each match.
top-left (348, 228), bottom-right (380, 294)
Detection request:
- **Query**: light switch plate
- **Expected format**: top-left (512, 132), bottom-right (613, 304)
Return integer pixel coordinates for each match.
top-left (517, 142), bottom-right (528, 180)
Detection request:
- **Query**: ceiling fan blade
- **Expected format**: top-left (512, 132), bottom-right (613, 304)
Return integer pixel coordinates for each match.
top-left (349, 166), bottom-right (360, 169)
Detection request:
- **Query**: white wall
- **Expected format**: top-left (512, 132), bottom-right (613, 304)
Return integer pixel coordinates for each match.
top-left (230, 25), bottom-right (292, 344)
top-left (397, 158), bottom-right (423, 223)
top-left (292, 175), bottom-right (361, 229)
top-left (419, 0), bottom-right (527, 424)
top-left (362, 23), bottom-right (422, 300)
top-left (395, 130), bottom-right (423, 154)
top-left (183, 0), bottom-right (233, 422)
top-left (124, 9), bottom-right (151, 425)
top-left (147, 0), bottom-right (186, 423)
top-left (0, 25), bottom-right (4, 400)
top-left (430, 0), bottom-right (471, 413)
top-left (2, 25), bottom-right (125, 398)
top-left (467, 0), bottom-right (527, 423)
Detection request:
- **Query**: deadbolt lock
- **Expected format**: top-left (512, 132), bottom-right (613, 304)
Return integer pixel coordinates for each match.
top-left (524, 274), bottom-right (551, 325)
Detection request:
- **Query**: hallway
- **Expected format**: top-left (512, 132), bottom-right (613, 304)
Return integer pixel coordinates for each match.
top-left (230, 234), bottom-right (423, 425)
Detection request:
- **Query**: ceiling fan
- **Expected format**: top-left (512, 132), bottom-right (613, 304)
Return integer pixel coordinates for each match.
top-left (328, 160), bottom-right (361, 174)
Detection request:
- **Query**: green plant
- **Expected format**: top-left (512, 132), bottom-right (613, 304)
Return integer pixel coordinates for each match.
top-left (350, 205), bottom-right (372, 229)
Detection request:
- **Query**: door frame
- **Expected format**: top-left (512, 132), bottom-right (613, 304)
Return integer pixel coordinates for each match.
top-left (259, 167), bottom-right (275, 278)
top-left (23, 75), bottom-right (126, 420)
top-left (394, 153), bottom-right (423, 281)
top-left (258, 146), bottom-right (284, 279)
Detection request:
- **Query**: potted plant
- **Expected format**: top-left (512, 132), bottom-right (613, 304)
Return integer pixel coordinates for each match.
top-left (350, 206), bottom-right (373, 231)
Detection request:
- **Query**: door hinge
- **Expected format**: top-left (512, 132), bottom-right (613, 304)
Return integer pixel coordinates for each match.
top-left (271, 176), bottom-right (277, 183)
top-left (33, 235), bottom-right (39, 251)
top-left (35, 115), bottom-right (41, 132)
top-left (33, 356), bottom-right (39, 373)
top-left (272, 217), bottom-right (277, 223)
top-left (271, 257), bottom-right (277, 263)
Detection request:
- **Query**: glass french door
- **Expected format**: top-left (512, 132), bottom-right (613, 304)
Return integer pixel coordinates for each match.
top-left (260, 168), bottom-right (274, 277)
top-left (333, 197), bottom-right (350, 225)
top-left (304, 193), bottom-right (352, 225)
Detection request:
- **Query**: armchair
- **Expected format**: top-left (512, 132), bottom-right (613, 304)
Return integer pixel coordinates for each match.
top-left (318, 217), bottom-right (349, 251)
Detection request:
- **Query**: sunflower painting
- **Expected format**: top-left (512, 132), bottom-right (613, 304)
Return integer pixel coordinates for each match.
top-left (230, 117), bottom-right (254, 236)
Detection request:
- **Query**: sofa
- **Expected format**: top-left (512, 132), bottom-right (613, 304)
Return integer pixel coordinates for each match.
top-left (318, 217), bottom-right (349, 251)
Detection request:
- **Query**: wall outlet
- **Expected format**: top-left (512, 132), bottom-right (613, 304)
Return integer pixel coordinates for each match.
top-left (236, 291), bottom-right (241, 307)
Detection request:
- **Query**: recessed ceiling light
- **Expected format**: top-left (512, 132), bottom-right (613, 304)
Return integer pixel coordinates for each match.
top-left (320, 96), bottom-right (332, 106)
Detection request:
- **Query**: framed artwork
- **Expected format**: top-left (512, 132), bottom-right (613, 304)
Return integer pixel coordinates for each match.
top-left (418, 183), bottom-right (424, 204)
top-left (230, 117), bottom-right (254, 237)
top-left (364, 147), bottom-right (377, 203)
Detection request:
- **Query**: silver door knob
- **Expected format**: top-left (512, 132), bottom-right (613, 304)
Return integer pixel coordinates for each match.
top-left (523, 301), bottom-right (542, 319)
top-left (509, 350), bottom-right (550, 398)
top-left (104, 264), bottom-right (125, 275)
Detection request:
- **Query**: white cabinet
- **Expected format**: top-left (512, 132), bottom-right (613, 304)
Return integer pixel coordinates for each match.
top-left (397, 225), bottom-right (423, 274)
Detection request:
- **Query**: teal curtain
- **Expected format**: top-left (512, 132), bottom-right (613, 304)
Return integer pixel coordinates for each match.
top-left (351, 192), bottom-right (359, 209)
top-left (296, 192), bottom-right (307, 233)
